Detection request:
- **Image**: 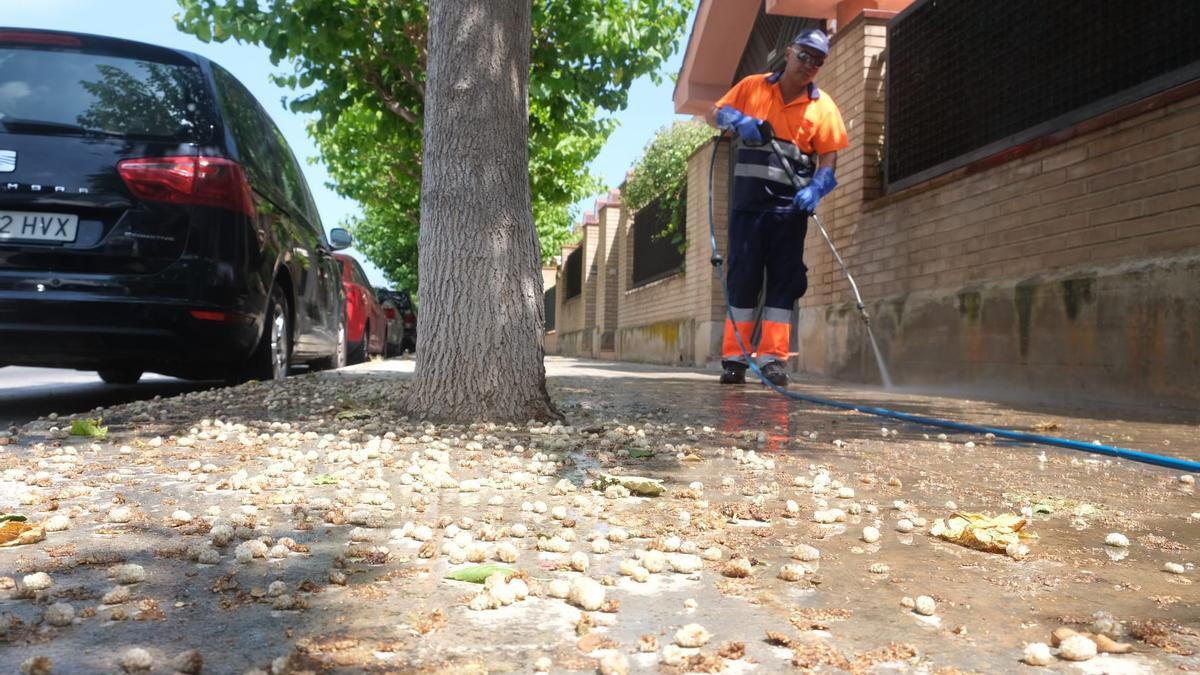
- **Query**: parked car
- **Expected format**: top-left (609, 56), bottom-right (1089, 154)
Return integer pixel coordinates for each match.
top-left (378, 288), bottom-right (417, 354)
top-left (334, 253), bottom-right (385, 363)
top-left (376, 289), bottom-right (404, 357)
top-left (0, 28), bottom-right (350, 383)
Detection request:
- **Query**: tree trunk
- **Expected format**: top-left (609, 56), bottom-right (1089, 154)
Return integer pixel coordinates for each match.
top-left (403, 0), bottom-right (560, 422)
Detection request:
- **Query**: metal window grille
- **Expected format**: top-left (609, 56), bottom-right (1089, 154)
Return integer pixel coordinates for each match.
top-left (543, 285), bottom-right (556, 331)
top-left (630, 190), bottom-right (686, 289)
top-left (562, 247), bottom-right (583, 300)
top-left (886, 0), bottom-right (1200, 191)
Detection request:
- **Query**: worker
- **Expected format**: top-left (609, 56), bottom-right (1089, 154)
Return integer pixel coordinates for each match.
top-left (707, 27), bottom-right (848, 386)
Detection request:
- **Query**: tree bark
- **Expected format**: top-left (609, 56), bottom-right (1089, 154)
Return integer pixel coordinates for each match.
top-left (403, 0), bottom-right (560, 423)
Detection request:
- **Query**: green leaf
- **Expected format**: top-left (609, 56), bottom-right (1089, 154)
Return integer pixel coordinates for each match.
top-left (445, 564), bottom-right (516, 584)
top-left (627, 448), bottom-right (654, 459)
top-left (0, 514), bottom-right (28, 523)
top-left (69, 417), bottom-right (108, 439)
top-left (312, 473), bottom-right (339, 485)
top-left (194, 20), bottom-right (212, 43)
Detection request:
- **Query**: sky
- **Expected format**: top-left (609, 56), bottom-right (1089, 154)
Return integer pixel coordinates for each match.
top-left (2, 0), bottom-right (693, 288)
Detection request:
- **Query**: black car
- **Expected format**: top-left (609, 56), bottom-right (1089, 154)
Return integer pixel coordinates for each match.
top-left (377, 289), bottom-right (416, 355)
top-left (0, 28), bottom-right (350, 383)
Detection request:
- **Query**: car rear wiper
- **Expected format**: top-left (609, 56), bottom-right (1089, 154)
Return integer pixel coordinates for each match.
top-left (0, 117), bottom-right (124, 138)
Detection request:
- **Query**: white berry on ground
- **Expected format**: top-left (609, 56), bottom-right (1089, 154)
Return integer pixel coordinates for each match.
top-left (1058, 634), bottom-right (1097, 661)
top-left (1104, 533), bottom-right (1130, 547)
top-left (22, 572), bottom-right (52, 591)
top-left (791, 544), bottom-right (820, 562)
top-left (674, 623), bottom-right (712, 647)
top-left (914, 595), bottom-right (936, 616)
top-left (568, 576), bottom-right (605, 610)
top-left (113, 564), bottom-right (146, 585)
top-left (1023, 642), bottom-right (1052, 666)
top-left (119, 647), bottom-right (153, 672)
top-left (44, 603), bottom-right (74, 627)
top-left (778, 565), bottom-right (806, 582)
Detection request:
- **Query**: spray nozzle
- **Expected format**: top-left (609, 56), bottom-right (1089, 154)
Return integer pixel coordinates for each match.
top-left (856, 302), bottom-right (871, 324)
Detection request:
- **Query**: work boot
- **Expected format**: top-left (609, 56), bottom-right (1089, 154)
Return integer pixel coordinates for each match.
top-left (719, 362), bottom-right (747, 384)
top-left (761, 361), bottom-right (789, 387)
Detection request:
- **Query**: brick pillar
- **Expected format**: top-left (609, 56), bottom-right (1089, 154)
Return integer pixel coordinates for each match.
top-left (795, 10), bottom-right (893, 375)
top-left (593, 191), bottom-right (621, 358)
top-left (581, 216), bottom-right (600, 357)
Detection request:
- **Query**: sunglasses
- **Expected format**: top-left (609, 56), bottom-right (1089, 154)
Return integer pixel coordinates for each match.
top-left (792, 49), bottom-right (825, 68)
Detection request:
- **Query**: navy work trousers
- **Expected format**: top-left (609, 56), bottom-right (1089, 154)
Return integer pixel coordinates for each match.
top-left (721, 208), bottom-right (809, 365)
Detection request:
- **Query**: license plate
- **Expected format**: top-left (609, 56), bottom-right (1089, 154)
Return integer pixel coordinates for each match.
top-left (0, 211), bottom-right (79, 243)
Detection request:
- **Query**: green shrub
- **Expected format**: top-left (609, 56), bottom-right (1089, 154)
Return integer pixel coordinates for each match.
top-left (622, 120), bottom-right (715, 246)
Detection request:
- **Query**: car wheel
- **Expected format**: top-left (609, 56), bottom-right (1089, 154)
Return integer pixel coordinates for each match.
top-left (97, 368), bottom-right (143, 385)
top-left (245, 285), bottom-right (291, 381)
top-left (391, 325), bottom-right (405, 357)
top-left (310, 315), bottom-right (347, 371)
top-left (334, 317), bottom-right (348, 368)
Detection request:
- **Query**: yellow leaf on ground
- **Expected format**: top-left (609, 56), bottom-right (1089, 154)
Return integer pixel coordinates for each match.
top-left (932, 511), bottom-right (1037, 553)
top-left (0, 521), bottom-right (46, 547)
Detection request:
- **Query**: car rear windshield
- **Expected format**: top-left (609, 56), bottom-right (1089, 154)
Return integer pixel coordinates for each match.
top-left (0, 45), bottom-right (214, 141)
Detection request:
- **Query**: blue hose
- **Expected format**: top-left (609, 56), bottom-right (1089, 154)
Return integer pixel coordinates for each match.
top-left (705, 137), bottom-right (1200, 474)
top-left (771, 387), bottom-right (1200, 473)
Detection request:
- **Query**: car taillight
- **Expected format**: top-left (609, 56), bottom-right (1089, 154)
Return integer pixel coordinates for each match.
top-left (117, 156), bottom-right (256, 217)
top-left (385, 308), bottom-right (397, 319)
top-left (404, 312), bottom-right (416, 324)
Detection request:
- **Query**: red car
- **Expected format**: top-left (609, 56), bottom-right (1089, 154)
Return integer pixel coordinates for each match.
top-left (334, 254), bottom-right (386, 363)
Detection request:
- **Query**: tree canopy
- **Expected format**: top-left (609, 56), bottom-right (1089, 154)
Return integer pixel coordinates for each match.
top-left (175, 0), bottom-right (694, 292)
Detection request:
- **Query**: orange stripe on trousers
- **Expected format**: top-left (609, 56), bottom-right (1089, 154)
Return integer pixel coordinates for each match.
top-left (721, 319), bottom-right (757, 361)
top-left (758, 320), bottom-right (790, 361)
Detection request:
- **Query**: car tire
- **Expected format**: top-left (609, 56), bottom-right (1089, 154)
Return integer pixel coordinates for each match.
top-left (390, 325), bottom-right (405, 358)
top-left (244, 285), bottom-right (291, 381)
top-left (97, 368), bottom-right (143, 385)
top-left (310, 315), bottom-right (347, 371)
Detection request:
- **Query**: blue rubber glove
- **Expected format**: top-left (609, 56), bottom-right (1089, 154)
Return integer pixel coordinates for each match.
top-left (793, 166), bottom-right (838, 213)
top-left (715, 105), bottom-right (762, 144)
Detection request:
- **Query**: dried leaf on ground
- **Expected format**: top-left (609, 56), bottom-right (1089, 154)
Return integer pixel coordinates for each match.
top-left (415, 608), bottom-right (446, 635)
top-left (0, 521), bottom-right (45, 547)
top-left (932, 512), bottom-right (1037, 553)
top-left (598, 474), bottom-right (664, 496)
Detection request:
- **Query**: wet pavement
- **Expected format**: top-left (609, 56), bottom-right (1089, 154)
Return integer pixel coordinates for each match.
top-left (0, 356), bottom-right (1196, 673)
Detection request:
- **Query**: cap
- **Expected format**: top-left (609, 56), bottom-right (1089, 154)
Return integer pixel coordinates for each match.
top-left (792, 28), bottom-right (830, 56)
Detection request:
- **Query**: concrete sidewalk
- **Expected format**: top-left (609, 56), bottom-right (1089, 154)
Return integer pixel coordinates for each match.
top-left (1, 356), bottom-right (1196, 673)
